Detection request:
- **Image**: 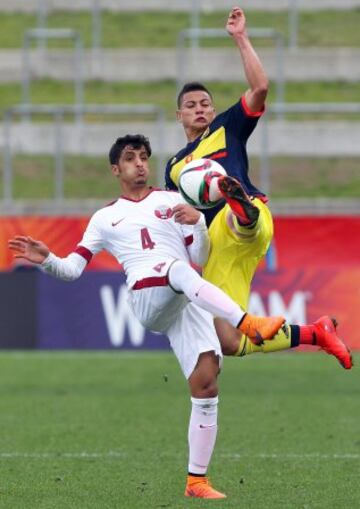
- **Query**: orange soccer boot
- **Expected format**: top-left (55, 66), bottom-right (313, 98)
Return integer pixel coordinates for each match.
top-left (217, 175), bottom-right (260, 226)
top-left (238, 313), bottom-right (285, 344)
top-left (184, 475), bottom-right (226, 499)
top-left (313, 316), bottom-right (353, 370)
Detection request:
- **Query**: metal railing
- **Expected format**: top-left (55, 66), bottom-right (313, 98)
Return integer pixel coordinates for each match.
top-left (22, 29), bottom-right (84, 122)
top-left (176, 28), bottom-right (285, 109)
top-left (36, 0), bottom-right (299, 51)
top-left (260, 100), bottom-right (360, 271)
top-left (2, 103), bottom-right (359, 207)
top-left (2, 104), bottom-right (166, 203)
top-left (37, 0), bottom-right (102, 51)
top-left (258, 102), bottom-right (360, 197)
top-left (188, 0), bottom-right (299, 49)
top-left (288, 0), bottom-right (299, 49)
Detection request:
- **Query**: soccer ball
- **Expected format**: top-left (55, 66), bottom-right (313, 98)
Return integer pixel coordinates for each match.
top-left (178, 158), bottom-right (227, 209)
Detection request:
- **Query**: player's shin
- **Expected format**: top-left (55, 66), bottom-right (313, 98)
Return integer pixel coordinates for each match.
top-left (188, 397), bottom-right (218, 476)
top-left (235, 323), bottom-right (293, 356)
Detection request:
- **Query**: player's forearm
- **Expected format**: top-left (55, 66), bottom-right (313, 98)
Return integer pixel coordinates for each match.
top-left (41, 252), bottom-right (87, 281)
top-left (234, 33), bottom-right (268, 96)
top-left (188, 215), bottom-right (210, 267)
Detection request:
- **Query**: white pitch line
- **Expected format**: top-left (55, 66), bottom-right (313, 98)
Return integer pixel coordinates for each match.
top-left (221, 453), bottom-right (360, 460)
top-left (0, 452), bottom-right (358, 460)
top-left (0, 451), bottom-right (126, 459)
top-left (0, 351), bottom-right (171, 360)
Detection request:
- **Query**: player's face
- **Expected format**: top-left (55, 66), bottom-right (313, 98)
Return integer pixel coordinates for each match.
top-left (112, 145), bottom-right (150, 187)
top-left (177, 90), bottom-right (216, 133)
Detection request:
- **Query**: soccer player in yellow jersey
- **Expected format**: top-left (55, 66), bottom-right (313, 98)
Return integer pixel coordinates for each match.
top-left (165, 7), bottom-right (352, 370)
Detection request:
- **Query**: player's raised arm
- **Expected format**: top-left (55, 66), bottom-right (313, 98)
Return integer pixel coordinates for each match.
top-left (226, 6), bottom-right (269, 113)
top-left (8, 235), bottom-right (49, 264)
top-left (8, 235), bottom-right (88, 282)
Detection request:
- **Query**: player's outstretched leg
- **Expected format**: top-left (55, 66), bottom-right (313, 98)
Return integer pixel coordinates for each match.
top-left (185, 475), bottom-right (226, 499)
top-left (218, 316), bottom-right (353, 370)
top-left (168, 260), bottom-right (284, 340)
top-left (312, 316), bottom-right (353, 369)
top-left (217, 175), bottom-right (259, 226)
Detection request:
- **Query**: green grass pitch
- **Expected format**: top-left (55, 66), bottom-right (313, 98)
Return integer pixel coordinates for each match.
top-left (0, 351), bottom-right (359, 508)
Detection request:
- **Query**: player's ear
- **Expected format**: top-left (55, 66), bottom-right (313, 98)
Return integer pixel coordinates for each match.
top-left (111, 164), bottom-right (121, 177)
top-left (176, 109), bottom-right (182, 122)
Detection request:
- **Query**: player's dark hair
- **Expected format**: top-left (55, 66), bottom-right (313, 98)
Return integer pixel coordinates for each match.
top-left (109, 134), bottom-right (152, 165)
top-left (177, 82), bottom-right (213, 108)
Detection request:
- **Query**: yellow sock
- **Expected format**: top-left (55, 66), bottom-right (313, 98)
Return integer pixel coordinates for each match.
top-left (235, 324), bottom-right (292, 356)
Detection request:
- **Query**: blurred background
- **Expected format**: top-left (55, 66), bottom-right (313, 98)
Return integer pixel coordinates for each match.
top-left (0, 0), bottom-right (359, 351)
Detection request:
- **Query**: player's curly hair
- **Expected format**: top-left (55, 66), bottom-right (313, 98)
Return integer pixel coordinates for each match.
top-left (109, 134), bottom-right (152, 165)
top-left (177, 82), bottom-right (213, 108)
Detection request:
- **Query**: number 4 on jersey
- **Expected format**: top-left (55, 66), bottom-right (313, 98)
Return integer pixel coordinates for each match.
top-left (140, 228), bottom-right (156, 250)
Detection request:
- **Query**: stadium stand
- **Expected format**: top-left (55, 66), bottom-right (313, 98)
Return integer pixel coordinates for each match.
top-left (0, 0), bottom-right (359, 213)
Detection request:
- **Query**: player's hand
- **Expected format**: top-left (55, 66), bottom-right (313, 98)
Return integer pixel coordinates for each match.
top-left (172, 204), bottom-right (201, 225)
top-left (226, 7), bottom-right (246, 38)
top-left (8, 235), bottom-right (50, 264)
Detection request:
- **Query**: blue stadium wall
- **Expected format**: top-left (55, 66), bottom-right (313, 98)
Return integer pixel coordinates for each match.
top-left (0, 270), bottom-right (168, 350)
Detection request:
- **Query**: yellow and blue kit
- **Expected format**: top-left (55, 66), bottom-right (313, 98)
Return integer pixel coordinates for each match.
top-left (165, 96), bottom-right (347, 357)
top-left (165, 96), bottom-right (273, 311)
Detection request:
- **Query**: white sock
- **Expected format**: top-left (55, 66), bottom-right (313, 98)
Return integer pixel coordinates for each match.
top-left (188, 396), bottom-right (219, 475)
top-left (168, 260), bottom-right (244, 327)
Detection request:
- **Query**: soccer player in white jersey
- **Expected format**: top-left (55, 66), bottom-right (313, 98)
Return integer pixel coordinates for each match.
top-left (9, 134), bottom-right (286, 499)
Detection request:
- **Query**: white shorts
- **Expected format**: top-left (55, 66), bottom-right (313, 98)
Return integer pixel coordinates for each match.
top-left (128, 284), bottom-right (222, 379)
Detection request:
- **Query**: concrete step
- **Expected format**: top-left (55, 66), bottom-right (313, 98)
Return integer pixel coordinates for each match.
top-left (1, 198), bottom-right (359, 217)
top-left (1, 47), bottom-right (360, 82)
top-left (0, 0), bottom-right (359, 12)
top-left (1, 120), bottom-right (360, 156)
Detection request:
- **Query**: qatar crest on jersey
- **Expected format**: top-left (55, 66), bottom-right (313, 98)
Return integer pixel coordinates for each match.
top-left (154, 205), bottom-right (173, 220)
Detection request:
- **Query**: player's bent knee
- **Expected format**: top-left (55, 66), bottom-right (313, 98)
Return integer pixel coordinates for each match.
top-left (188, 351), bottom-right (220, 398)
top-left (190, 381), bottom-right (218, 399)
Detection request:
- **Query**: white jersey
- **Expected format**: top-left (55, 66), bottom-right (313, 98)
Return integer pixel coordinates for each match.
top-left (41, 187), bottom-right (220, 379)
top-left (73, 188), bottom-right (207, 288)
